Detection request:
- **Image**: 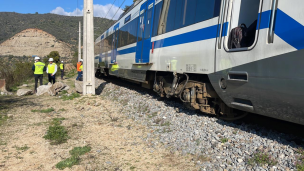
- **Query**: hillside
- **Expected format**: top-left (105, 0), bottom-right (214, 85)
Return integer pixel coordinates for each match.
top-left (0, 28), bottom-right (73, 57)
top-left (0, 12), bottom-right (114, 48)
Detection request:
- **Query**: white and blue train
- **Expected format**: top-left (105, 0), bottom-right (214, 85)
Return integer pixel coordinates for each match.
top-left (95, 0), bottom-right (304, 125)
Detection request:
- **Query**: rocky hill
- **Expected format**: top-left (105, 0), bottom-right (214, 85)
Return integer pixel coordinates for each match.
top-left (0, 12), bottom-right (113, 49)
top-left (0, 28), bottom-right (73, 57)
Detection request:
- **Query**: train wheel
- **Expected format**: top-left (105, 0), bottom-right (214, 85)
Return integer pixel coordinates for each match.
top-left (215, 100), bottom-right (248, 121)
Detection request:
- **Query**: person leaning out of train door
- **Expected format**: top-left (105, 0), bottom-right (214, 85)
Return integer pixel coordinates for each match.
top-left (76, 59), bottom-right (83, 80)
top-left (60, 61), bottom-right (64, 80)
top-left (46, 58), bottom-right (57, 84)
top-left (32, 56), bottom-right (46, 93)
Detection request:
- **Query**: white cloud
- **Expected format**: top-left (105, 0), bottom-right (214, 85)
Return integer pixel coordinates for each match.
top-left (50, 4), bottom-right (124, 20)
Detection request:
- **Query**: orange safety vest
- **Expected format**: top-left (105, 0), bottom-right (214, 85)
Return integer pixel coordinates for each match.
top-left (77, 62), bottom-right (82, 71)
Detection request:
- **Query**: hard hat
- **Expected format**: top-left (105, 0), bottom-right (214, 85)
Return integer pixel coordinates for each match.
top-left (61, 61), bottom-right (64, 63)
top-left (49, 58), bottom-right (54, 62)
top-left (34, 56), bottom-right (40, 60)
top-left (80, 59), bottom-right (83, 62)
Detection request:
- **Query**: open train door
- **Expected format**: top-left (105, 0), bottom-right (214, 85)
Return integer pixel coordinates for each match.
top-left (212, 0), bottom-right (265, 113)
top-left (135, 0), bottom-right (155, 64)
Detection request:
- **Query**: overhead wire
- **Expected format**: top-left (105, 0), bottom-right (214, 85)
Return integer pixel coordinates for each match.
top-left (103, 0), bottom-right (117, 19)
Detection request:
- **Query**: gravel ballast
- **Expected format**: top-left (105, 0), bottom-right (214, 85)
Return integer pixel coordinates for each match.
top-left (96, 79), bottom-right (303, 171)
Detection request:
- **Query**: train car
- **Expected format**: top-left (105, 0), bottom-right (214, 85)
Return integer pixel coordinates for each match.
top-left (95, 0), bottom-right (304, 125)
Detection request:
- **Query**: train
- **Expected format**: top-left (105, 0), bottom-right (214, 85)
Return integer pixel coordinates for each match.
top-left (94, 0), bottom-right (304, 125)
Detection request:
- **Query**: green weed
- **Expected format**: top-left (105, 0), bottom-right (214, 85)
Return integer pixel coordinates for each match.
top-left (295, 148), bottom-right (304, 171)
top-left (69, 146), bottom-right (91, 156)
top-left (51, 118), bottom-right (65, 125)
top-left (56, 156), bottom-right (80, 170)
top-left (56, 146), bottom-right (91, 170)
top-left (14, 145), bottom-right (30, 151)
top-left (43, 118), bottom-right (68, 145)
top-left (246, 149), bottom-right (278, 167)
top-left (31, 108), bottom-right (55, 113)
top-left (161, 121), bottom-right (170, 127)
top-left (58, 108), bottom-right (66, 112)
top-left (0, 115), bottom-right (8, 126)
top-left (220, 138), bottom-right (228, 143)
top-left (61, 93), bottom-right (80, 101)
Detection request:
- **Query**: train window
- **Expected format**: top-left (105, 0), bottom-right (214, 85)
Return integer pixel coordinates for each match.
top-left (118, 17), bottom-right (138, 48)
top-left (144, 7), bottom-right (153, 39)
top-left (165, 0), bottom-right (177, 33)
top-left (152, 1), bottom-right (163, 37)
top-left (182, 0), bottom-right (196, 27)
top-left (128, 17), bottom-right (138, 44)
top-left (173, 0), bottom-right (183, 30)
top-left (195, 0), bottom-right (218, 23)
top-left (163, 0), bottom-right (222, 34)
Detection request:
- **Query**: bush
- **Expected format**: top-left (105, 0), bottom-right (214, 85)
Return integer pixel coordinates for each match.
top-left (0, 60), bottom-right (34, 91)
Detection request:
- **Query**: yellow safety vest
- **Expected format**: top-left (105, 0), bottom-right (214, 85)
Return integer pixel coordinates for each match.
top-left (60, 64), bottom-right (64, 70)
top-left (34, 62), bottom-right (45, 75)
top-left (110, 64), bottom-right (119, 72)
top-left (48, 63), bottom-right (56, 74)
top-left (79, 65), bottom-right (83, 71)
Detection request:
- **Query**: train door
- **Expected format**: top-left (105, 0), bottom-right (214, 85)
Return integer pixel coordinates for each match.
top-left (111, 23), bottom-right (120, 63)
top-left (213, 0), bottom-right (264, 110)
top-left (135, 0), bottom-right (155, 63)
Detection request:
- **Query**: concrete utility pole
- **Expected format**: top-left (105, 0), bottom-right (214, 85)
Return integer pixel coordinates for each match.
top-left (83, 0), bottom-right (95, 95)
top-left (78, 21), bottom-right (81, 61)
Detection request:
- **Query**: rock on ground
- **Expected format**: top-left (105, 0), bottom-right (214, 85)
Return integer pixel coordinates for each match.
top-left (36, 82), bottom-right (69, 96)
top-left (16, 89), bottom-right (32, 96)
top-left (75, 80), bottom-right (83, 93)
top-left (36, 83), bottom-right (52, 96)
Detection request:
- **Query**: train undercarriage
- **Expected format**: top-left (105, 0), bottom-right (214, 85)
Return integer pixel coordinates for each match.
top-left (96, 68), bottom-right (247, 121)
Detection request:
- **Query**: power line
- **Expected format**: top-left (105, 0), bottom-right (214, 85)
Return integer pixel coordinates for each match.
top-left (109, 0), bottom-right (126, 21)
top-left (103, 0), bottom-right (117, 19)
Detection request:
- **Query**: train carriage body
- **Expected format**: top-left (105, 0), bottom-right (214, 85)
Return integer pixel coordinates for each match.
top-left (95, 0), bottom-right (304, 125)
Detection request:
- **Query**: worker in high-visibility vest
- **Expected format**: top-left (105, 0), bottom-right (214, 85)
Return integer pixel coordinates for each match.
top-left (46, 58), bottom-right (57, 84)
top-left (79, 61), bottom-right (83, 81)
top-left (32, 56), bottom-right (46, 93)
top-left (60, 61), bottom-right (65, 80)
top-left (76, 59), bottom-right (83, 80)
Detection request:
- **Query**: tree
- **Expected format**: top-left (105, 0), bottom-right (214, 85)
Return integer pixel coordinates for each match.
top-left (47, 51), bottom-right (60, 63)
top-left (123, 5), bottom-right (131, 12)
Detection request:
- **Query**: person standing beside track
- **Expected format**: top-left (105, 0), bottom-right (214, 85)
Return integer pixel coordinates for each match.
top-left (60, 61), bottom-right (65, 80)
top-left (76, 59), bottom-right (83, 80)
top-left (46, 58), bottom-right (57, 84)
top-left (32, 56), bottom-right (46, 93)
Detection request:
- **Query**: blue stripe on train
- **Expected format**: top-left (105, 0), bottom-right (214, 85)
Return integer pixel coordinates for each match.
top-left (115, 9), bottom-right (304, 55)
top-left (274, 9), bottom-right (304, 50)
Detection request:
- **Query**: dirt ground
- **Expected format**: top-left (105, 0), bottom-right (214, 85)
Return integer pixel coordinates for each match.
top-left (0, 78), bottom-right (198, 171)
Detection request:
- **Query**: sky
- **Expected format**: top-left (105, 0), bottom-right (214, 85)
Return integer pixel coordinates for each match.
top-left (0, 0), bottom-right (134, 20)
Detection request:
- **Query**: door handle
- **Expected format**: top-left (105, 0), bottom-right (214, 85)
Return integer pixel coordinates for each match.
top-left (268, 0), bottom-right (278, 43)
